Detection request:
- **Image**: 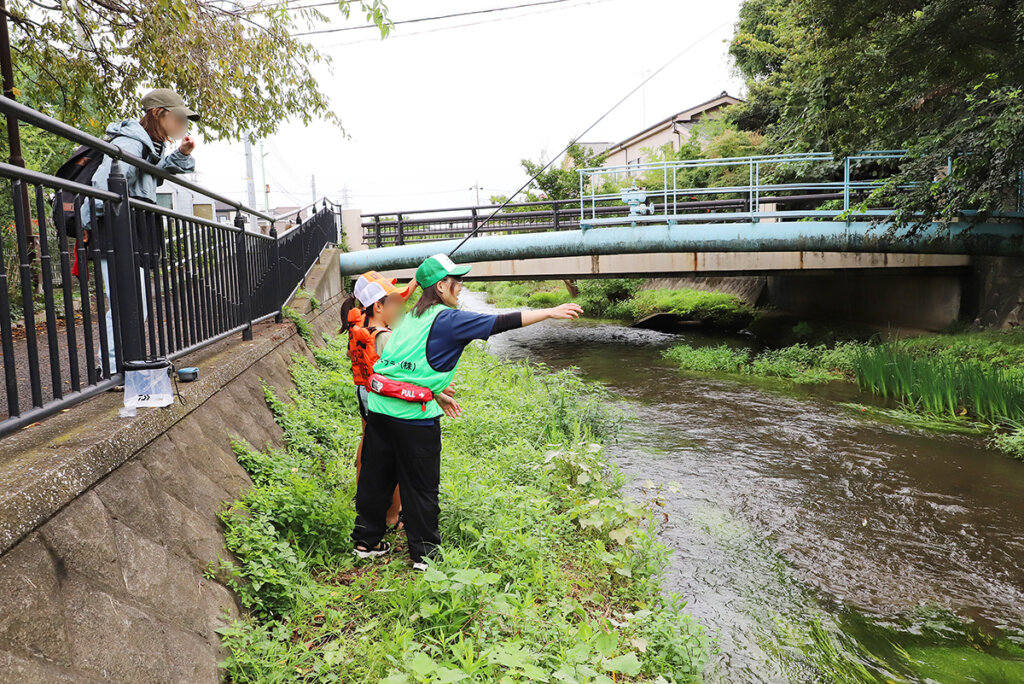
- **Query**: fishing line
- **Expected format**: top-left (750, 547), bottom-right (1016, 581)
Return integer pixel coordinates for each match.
top-left (448, 19), bottom-right (731, 257)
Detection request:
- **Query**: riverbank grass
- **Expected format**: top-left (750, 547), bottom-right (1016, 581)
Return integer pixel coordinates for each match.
top-left (629, 289), bottom-right (754, 329)
top-left (467, 281), bottom-right (572, 309)
top-left (664, 328), bottom-right (1024, 459)
top-left (213, 339), bottom-right (709, 682)
top-left (472, 279), bottom-right (755, 327)
top-left (664, 342), bottom-right (859, 384)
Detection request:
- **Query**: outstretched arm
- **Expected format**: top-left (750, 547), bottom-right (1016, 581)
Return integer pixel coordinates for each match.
top-left (520, 303), bottom-right (583, 327)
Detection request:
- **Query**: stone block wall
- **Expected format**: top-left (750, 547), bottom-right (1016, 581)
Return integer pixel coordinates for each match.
top-left (0, 250), bottom-right (347, 683)
top-left (0, 333), bottom-right (313, 682)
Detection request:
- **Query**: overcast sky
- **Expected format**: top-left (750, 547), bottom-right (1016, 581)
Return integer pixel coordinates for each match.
top-left (192, 0), bottom-right (745, 214)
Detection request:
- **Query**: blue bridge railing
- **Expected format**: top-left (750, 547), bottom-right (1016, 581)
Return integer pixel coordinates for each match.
top-left (577, 150), bottom-right (914, 226)
top-left (363, 150), bottom-right (1017, 247)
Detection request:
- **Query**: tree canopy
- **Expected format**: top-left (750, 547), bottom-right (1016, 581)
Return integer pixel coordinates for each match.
top-left (729, 0), bottom-right (1024, 222)
top-left (6, 0), bottom-right (390, 140)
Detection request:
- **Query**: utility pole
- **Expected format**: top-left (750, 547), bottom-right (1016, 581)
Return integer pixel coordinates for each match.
top-left (243, 132), bottom-right (257, 231)
top-left (311, 174), bottom-right (317, 204)
top-left (259, 141), bottom-right (269, 212)
top-left (634, 69), bottom-right (651, 129)
top-left (340, 185), bottom-right (351, 209)
top-left (470, 181), bottom-right (482, 206)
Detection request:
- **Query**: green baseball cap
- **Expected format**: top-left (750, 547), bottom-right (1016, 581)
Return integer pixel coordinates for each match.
top-left (141, 88), bottom-right (200, 121)
top-left (416, 253), bottom-right (471, 288)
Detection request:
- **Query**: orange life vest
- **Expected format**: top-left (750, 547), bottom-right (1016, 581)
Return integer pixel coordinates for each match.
top-left (347, 308), bottom-right (387, 387)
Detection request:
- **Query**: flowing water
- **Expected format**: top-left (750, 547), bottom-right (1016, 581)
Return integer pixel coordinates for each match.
top-left (465, 292), bottom-right (1024, 683)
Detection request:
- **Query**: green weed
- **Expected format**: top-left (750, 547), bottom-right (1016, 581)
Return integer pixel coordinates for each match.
top-left (664, 342), bottom-right (858, 384)
top-left (215, 343), bottom-right (709, 682)
top-left (630, 289), bottom-right (755, 329)
top-left (990, 421), bottom-right (1024, 461)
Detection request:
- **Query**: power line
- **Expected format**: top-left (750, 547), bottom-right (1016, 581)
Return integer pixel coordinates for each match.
top-left (265, 139), bottom-right (306, 188)
top-left (320, 0), bottom-right (611, 48)
top-left (448, 18), bottom-right (733, 256)
top-left (293, 0), bottom-right (576, 37)
top-left (263, 166), bottom-right (312, 206)
top-left (351, 187), bottom-right (506, 198)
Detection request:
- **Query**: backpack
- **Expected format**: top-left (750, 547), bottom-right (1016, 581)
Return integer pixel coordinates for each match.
top-left (52, 136), bottom-right (160, 238)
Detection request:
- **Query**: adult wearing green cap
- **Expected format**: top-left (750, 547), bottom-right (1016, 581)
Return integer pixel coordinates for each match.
top-left (352, 254), bottom-right (582, 569)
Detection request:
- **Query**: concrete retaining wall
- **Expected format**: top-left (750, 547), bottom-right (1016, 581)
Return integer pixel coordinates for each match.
top-left (968, 256), bottom-right (1024, 329)
top-left (0, 250), bottom-right (346, 683)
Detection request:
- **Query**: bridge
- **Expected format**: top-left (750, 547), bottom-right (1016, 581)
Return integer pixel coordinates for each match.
top-left (339, 151), bottom-right (1024, 281)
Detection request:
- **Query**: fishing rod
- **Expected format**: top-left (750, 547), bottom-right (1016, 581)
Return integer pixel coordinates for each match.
top-left (448, 20), bottom-right (731, 258)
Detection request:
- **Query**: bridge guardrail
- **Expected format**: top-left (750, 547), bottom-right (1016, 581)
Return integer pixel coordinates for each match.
top-left (0, 98), bottom-right (340, 438)
top-left (360, 151), bottom-right (928, 248)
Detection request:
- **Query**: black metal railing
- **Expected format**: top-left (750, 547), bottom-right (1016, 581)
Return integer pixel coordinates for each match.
top-left (360, 191), bottom-right (858, 248)
top-left (0, 97), bottom-right (340, 438)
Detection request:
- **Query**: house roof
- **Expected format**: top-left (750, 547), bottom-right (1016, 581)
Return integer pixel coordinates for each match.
top-left (577, 142), bottom-right (615, 154)
top-left (604, 91), bottom-right (742, 155)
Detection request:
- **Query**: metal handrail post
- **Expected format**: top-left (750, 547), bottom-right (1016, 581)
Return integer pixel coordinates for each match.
top-left (843, 157), bottom-right (851, 211)
top-left (579, 171), bottom-right (584, 222)
top-left (234, 214), bottom-right (252, 341)
top-left (754, 161), bottom-right (760, 220)
top-left (108, 161), bottom-right (144, 369)
top-left (269, 224), bottom-right (283, 324)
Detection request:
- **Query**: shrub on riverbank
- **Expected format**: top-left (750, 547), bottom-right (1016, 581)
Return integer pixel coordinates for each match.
top-left (473, 279), bottom-right (756, 327)
top-left (214, 339), bottom-right (709, 682)
top-left (664, 344), bottom-right (751, 374)
top-left (991, 423), bottom-right (1024, 461)
top-left (664, 342), bottom-right (858, 384)
top-left (468, 281), bottom-right (571, 309)
top-left (898, 328), bottom-right (1024, 378)
top-left (630, 289), bottom-right (755, 329)
top-left (576, 278), bottom-right (644, 319)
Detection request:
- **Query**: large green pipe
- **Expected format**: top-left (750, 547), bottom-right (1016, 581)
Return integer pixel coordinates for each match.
top-left (339, 220), bottom-right (1024, 275)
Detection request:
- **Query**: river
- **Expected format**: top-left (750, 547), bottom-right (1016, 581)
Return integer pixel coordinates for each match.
top-left (465, 291), bottom-right (1024, 683)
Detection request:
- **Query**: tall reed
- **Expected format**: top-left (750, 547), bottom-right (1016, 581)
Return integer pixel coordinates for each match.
top-left (852, 343), bottom-right (1024, 423)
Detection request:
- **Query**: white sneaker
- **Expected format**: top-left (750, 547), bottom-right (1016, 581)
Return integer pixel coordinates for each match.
top-left (412, 561), bottom-right (428, 572)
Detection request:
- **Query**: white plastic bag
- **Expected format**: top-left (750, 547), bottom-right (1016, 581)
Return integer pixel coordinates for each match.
top-left (124, 362), bottom-right (174, 408)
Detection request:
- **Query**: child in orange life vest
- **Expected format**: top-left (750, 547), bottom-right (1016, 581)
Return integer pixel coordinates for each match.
top-left (341, 272), bottom-right (417, 530)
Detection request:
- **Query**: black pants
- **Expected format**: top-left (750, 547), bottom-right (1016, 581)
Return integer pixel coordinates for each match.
top-left (352, 411), bottom-right (442, 563)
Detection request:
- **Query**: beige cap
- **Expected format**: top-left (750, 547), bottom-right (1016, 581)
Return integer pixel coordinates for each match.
top-left (141, 88), bottom-right (199, 121)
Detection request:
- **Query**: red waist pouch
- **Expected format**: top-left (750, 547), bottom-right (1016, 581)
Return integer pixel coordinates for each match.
top-left (368, 373), bottom-right (434, 410)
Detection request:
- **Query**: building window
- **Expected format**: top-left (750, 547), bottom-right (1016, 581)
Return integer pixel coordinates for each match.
top-left (155, 193), bottom-right (173, 210)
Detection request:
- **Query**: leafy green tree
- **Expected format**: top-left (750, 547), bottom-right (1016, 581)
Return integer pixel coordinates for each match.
top-left (729, 0), bottom-right (1024, 224)
top-left (491, 142), bottom-right (608, 204)
top-left (6, 0), bottom-right (390, 139)
top-left (522, 142), bottom-right (608, 201)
